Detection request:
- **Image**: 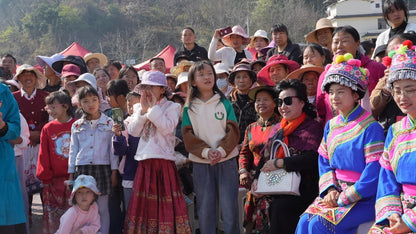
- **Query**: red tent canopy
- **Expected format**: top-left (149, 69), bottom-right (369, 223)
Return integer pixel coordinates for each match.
top-left (60, 42), bottom-right (90, 57)
top-left (134, 45), bottom-right (176, 73)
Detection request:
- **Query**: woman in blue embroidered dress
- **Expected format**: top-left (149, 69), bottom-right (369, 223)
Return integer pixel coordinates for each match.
top-left (371, 40), bottom-right (416, 234)
top-left (296, 53), bottom-right (385, 233)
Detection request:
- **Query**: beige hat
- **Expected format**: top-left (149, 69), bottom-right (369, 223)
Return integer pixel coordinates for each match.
top-left (214, 63), bottom-right (230, 75)
top-left (250, 30), bottom-right (269, 46)
top-left (83, 53), bottom-right (108, 68)
top-left (305, 18), bottom-right (335, 44)
top-left (170, 60), bottom-right (194, 77)
top-left (286, 64), bottom-right (324, 80)
top-left (222, 25), bottom-right (251, 46)
top-left (14, 64), bottom-right (47, 89)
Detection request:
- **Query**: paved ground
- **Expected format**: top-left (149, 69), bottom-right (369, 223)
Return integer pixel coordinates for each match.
top-left (30, 193), bottom-right (43, 234)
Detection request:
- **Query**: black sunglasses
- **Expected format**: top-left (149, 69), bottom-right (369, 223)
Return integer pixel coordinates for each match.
top-left (277, 96), bottom-right (298, 107)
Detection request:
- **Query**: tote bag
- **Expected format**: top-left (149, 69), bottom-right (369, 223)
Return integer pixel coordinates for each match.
top-left (256, 139), bottom-right (301, 196)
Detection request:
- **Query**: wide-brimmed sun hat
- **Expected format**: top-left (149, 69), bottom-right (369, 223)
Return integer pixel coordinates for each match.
top-left (14, 64), bottom-right (47, 89)
top-left (170, 60), bottom-right (195, 77)
top-left (52, 55), bottom-right (88, 74)
top-left (228, 62), bottom-right (257, 85)
top-left (248, 85), bottom-right (277, 100)
top-left (36, 53), bottom-right (65, 75)
top-left (257, 55), bottom-right (300, 86)
top-left (286, 64), bottom-right (324, 80)
top-left (83, 53), bottom-right (108, 68)
top-left (305, 18), bottom-right (335, 44)
top-left (222, 25), bottom-right (251, 46)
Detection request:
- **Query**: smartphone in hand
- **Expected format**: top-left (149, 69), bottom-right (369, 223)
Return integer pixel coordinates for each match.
top-left (111, 108), bottom-right (125, 131)
top-left (219, 26), bottom-right (232, 37)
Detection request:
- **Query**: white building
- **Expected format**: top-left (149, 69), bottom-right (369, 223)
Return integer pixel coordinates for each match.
top-left (327, 0), bottom-right (416, 40)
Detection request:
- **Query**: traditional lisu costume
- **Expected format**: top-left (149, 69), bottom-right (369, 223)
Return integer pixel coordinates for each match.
top-left (296, 53), bottom-right (385, 233)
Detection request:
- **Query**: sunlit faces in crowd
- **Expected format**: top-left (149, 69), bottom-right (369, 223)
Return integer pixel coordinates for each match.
top-left (392, 79), bottom-right (416, 119)
top-left (327, 83), bottom-right (360, 116)
top-left (269, 64), bottom-right (288, 84)
top-left (150, 58), bottom-right (166, 73)
top-left (332, 30), bottom-right (360, 57)
top-left (278, 88), bottom-right (304, 122)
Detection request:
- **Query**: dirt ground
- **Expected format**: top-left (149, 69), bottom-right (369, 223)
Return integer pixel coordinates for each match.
top-left (30, 193), bottom-right (43, 234)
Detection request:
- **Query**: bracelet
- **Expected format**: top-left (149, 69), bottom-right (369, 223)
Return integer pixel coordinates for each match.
top-left (0, 122), bottom-right (8, 137)
top-left (273, 159), bottom-right (279, 169)
top-left (238, 168), bottom-right (248, 175)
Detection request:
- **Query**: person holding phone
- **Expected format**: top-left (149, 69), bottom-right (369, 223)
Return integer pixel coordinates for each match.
top-left (208, 25), bottom-right (253, 69)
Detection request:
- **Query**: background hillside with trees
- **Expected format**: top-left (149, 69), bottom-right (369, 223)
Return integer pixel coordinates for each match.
top-left (0, 0), bottom-right (328, 65)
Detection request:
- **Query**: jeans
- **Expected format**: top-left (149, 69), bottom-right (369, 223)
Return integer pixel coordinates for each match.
top-left (193, 159), bottom-right (239, 234)
top-left (123, 187), bottom-right (132, 211)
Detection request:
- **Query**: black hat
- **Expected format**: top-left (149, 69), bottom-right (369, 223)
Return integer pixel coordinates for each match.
top-left (52, 55), bottom-right (88, 74)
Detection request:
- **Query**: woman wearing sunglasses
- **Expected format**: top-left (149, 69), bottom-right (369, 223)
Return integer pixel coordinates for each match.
top-left (250, 79), bottom-right (323, 233)
top-left (296, 54), bottom-right (385, 233)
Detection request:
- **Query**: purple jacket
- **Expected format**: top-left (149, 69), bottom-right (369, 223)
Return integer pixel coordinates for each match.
top-left (316, 54), bottom-right (385, 124)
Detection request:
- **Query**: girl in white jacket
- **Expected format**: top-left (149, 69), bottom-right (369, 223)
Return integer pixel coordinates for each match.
top-left (124, 71), bottom-right (191, 233)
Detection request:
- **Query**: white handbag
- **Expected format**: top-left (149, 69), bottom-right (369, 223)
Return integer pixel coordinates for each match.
top-left (255, 139), bottom-right (301, 196)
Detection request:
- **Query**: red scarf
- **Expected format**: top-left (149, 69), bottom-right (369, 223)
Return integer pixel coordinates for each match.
top-left (276, 112), bottom-right (306, 159)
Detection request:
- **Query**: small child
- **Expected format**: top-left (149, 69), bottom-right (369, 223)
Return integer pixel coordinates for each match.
top-left (112, 90), bottom-right (141, 210)
top-left (55, 174), bottom-right (101, 234)
top-left (37, 91), bottom-right (76, 233)
top-left (68, 86), bottom-right (118, 234)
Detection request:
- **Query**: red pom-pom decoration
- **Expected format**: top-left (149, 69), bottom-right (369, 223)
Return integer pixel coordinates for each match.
top-left (403, 40), bottom-right (413, 48)
top-left (382, 56), bottom-right (392, 67)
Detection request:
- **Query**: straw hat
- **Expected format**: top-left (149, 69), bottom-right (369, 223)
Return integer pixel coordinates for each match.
top-left (14, 64), bottom-right (47, 89)
top-left (222, 25), bottom-right (251, 46)
top-left (248, 85), bottom-right (276, 100)
top-left (305, 18), bottom-right (335, 44)
top-left (84, 53), bottom-right (108, 68)
top-left (170, 60), bottom-right (194, 77)
top-left (286, 64), bottom-right (324, 80)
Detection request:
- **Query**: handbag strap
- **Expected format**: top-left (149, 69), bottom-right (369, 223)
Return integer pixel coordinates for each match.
top-left (270, 139), bottom-right (290, 160)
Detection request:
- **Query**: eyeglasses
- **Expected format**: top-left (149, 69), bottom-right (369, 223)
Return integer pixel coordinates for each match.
top-left (277, 96), bottom-right (298, 107)
top-left (392, 88), bottom-right (416, 98)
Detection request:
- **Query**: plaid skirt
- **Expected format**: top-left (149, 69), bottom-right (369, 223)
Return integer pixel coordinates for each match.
top-left (124, 159), bottom-right (191, 234)
top-left (75, 165), bottom-right (111, 195)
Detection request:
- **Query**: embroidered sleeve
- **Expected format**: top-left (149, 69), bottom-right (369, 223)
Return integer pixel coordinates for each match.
top-left (375, 167), bottom-right (403, 224)
top-left (337, 184), bottom-right (362, 206)
top-left (364, 140), bottom-right (384, 163)
top-left (318, 168), bottom-right (339, 196)
top-left (402, 208), bottom-right (416, 232)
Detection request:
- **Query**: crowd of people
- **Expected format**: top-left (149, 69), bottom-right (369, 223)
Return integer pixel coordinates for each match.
top-left (2, 0), bottom-right (416, 233)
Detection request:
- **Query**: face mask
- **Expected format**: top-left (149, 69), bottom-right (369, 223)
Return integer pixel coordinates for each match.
top-left (216, 78), bottom-right (228, 90)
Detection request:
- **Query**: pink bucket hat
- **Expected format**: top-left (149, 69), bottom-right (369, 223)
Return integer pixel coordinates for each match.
top-left (222, 25), bottom-right (251, 46)
top-left (61, 64), bottom-right (81, 78)
top-left (138, 71), bottom-right (168, 87)
top-left (70, 174), bottom-right (101, 200)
